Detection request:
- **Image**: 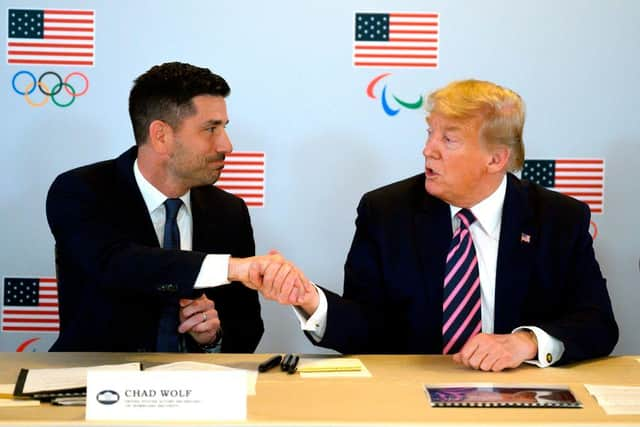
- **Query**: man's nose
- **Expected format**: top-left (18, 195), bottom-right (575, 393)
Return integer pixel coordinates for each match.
top-left (217, 129), bottom-right (233, 153)
top-left (423, 137), bottom-right (434, 158)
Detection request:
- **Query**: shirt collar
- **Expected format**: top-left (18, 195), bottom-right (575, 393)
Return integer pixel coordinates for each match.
top-left (449, 174), bottom-right (507, 239)
top-left (133, 159), bottom-right (191, 215)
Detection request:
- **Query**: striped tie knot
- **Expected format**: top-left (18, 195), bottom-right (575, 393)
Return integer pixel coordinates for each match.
top-left (456, 208), bottom-right (475, 229)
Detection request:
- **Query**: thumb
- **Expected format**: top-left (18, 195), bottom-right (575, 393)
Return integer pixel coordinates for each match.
top-left (179, 298), bottom-right (194, 307)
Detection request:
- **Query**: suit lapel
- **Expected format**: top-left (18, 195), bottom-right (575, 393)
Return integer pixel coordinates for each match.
top-left (414, 189), bottom-right (452, 349)
top-left (494, 174), bottom-right (535, 333)
top-left (191, 187), bottom-right (231, 253)
top-left (115, 147), bottom-right (160, 247)
top-left (190, 188), bottom-right (212, 252)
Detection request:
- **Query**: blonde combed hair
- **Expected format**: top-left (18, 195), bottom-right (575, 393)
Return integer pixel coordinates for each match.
top-left (426, 79), bottom-right (525, 171)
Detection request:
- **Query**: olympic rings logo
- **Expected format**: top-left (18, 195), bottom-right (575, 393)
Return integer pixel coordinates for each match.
top-left (11, 70), bottom-right (89, 108)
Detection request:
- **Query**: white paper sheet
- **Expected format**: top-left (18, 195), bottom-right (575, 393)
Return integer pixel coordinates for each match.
top-left (22, 362), bottom-right (141, 394)
top-left (585, 384), bottom-right (640, 415)
top-left (145, 361), bottom-right (257, 395)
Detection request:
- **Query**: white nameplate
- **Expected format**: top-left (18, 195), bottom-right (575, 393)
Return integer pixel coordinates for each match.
top-left (86, 369), bottom-right (246, 421)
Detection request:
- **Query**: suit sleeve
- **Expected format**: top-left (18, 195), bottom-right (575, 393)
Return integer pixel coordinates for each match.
top-left (213, 201), bottom-right (264, 353)
top-left (314, 195), bottom-right (392, 353)
top-left (47, 171), bottom-right (206, 300)
top-left (537, 203), bottom-right (618, 364)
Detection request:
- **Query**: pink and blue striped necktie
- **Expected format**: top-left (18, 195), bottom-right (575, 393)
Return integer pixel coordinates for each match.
top-left (442, 208), bottom-right (482, 354)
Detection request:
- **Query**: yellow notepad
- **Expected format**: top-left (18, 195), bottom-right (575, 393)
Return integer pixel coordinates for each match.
top-left (297, 358), bottom-right (364, 373)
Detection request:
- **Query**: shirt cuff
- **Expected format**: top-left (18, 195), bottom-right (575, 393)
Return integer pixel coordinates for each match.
top-left (202, 343), bottom-right (222, 353)
top-left (193, 254), bottom-right (231, 289)
top-left (513, 326), bottom-right (565, 368)
top-left (291, 283), bottom-right (328, 342)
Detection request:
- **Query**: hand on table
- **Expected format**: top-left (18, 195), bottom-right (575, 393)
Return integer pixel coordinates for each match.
top-left (452, 331), bottom-right (537, 372)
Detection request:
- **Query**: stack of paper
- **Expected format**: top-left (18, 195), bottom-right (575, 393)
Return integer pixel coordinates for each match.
top-left (585, 384), bottom-right (640, 415)
top-left (14, 362), bottom-right (141, 400)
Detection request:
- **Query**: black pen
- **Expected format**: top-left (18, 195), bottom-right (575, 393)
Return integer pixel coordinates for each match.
top-left (280, 354), bottom-right (292, 371)
top-left (258, 355), bottom-right (282, 373)
top-left (287, 355), bottom-right (299, 374)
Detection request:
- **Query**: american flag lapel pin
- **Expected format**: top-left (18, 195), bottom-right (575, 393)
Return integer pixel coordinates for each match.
top-left (520, 233), bottom-right (531, 244)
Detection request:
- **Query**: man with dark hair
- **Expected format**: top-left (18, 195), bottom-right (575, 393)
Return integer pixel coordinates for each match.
top-left (46, 62), bottom-right (298, 352)
top-left (128, 62), bottom-right (231, 146)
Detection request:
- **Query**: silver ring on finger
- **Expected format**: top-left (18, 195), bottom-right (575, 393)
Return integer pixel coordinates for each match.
top-left (202, 312), bottom-right (207, 323)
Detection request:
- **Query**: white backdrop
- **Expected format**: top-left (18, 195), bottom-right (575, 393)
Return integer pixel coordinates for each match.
top-left (1, 0), bottom-right (639, 354)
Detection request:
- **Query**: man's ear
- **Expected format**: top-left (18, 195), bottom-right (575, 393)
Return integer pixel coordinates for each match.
top-left (147, 120), bottom-right (173, 154)
top-left (487, 145), bottom-right (511, 173)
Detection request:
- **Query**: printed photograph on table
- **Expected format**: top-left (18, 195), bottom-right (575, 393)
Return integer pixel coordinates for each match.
top-left (424, 384), bottom-right (582, 408)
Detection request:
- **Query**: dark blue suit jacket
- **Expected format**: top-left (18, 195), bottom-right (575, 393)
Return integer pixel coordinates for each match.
top-left (46, 147), bottom-right (263, 352)
top-left (315, 173), bottom-right (617, 364)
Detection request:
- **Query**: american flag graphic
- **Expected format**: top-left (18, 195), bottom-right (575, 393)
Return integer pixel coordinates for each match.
top-left (2, 277), bottom-right (59, 333)
top-left (522, 159), bottom-right (605, 214)
top-left (7, 9), bottom-right (95, 66)
top-left (353, 12), bottom-right (439, 68)
top-left (215, 152), bottom-right (265, 208)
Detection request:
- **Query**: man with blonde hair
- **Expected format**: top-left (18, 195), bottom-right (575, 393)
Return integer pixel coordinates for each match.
top-left (254, 79), bottom-right (618, 371)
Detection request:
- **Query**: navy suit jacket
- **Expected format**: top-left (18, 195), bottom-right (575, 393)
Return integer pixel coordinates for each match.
top-left (46, 146), bottom-right (263, 352)
top-left (315, 173), bottom-right (617, 364)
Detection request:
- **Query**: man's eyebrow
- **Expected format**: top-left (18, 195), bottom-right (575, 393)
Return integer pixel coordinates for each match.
top-left (425, 120), bottom-right (462, 133)
top-left (425, 118), bottom-right (461, 132)
top-left (202, 119), bottom-right (229, 126)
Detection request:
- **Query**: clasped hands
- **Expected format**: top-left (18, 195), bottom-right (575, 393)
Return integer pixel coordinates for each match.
top-left (229, 250), bottom-right (319, 314)
top-left (178, 293), bottom-right (220, 347)
top-left (177, 251), bottom-right (316, 347)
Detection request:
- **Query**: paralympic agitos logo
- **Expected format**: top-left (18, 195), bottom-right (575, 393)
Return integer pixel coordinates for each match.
top-left (366, 73), bottom-right (424, 116)
top-left (11, 70), bottom-right (89, 108)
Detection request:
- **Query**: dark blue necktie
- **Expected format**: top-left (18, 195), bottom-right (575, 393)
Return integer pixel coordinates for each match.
top-left (156, 198), bottom-right (182, 352)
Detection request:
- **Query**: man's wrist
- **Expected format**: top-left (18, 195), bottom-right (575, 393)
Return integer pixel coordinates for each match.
top-left (227, 257), bottom-right (244, 282)
top-left (515, 329), bottom-right (538, 359)
top-left (298, 286), bottom-right (320, 316)
top-left (200, 327), bottom-right (223, 350)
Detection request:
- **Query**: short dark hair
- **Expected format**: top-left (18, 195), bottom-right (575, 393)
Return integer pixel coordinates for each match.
top-left (128, 62), bottom-right (231, 145)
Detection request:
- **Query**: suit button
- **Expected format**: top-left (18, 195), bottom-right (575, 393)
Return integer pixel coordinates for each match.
top-left (167, 284), bottom-right (177, 292)
top-left (157, 284), bottom-right (167, 292)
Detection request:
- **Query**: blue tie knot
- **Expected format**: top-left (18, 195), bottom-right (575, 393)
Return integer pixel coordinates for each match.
top-left (456, 208), bottom-right (476, 229)
top-left (163, 198), bottom-right (183, 250)
top-left (164, 198), bottom-right (183, 222)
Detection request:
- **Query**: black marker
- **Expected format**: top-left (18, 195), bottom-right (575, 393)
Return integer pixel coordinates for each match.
top-left (280, 354), bottom-right (292, 371)
top-left (287, 355), bottom-right (299, 374)
top-left (258, 355), bottom-right (283, 373)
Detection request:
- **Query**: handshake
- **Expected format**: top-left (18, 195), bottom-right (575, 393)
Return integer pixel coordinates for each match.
top-left (228, 251), bottom-right (319, 315)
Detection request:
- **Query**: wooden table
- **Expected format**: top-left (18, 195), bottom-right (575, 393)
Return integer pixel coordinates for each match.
top-left (1, 353), bottom-right (639, 426)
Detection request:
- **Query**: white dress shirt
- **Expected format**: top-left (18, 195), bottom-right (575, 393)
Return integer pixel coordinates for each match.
top-left (295, 175), bottom-right (564, 367)
top-left (133, 160), bottom-right (230, 288)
